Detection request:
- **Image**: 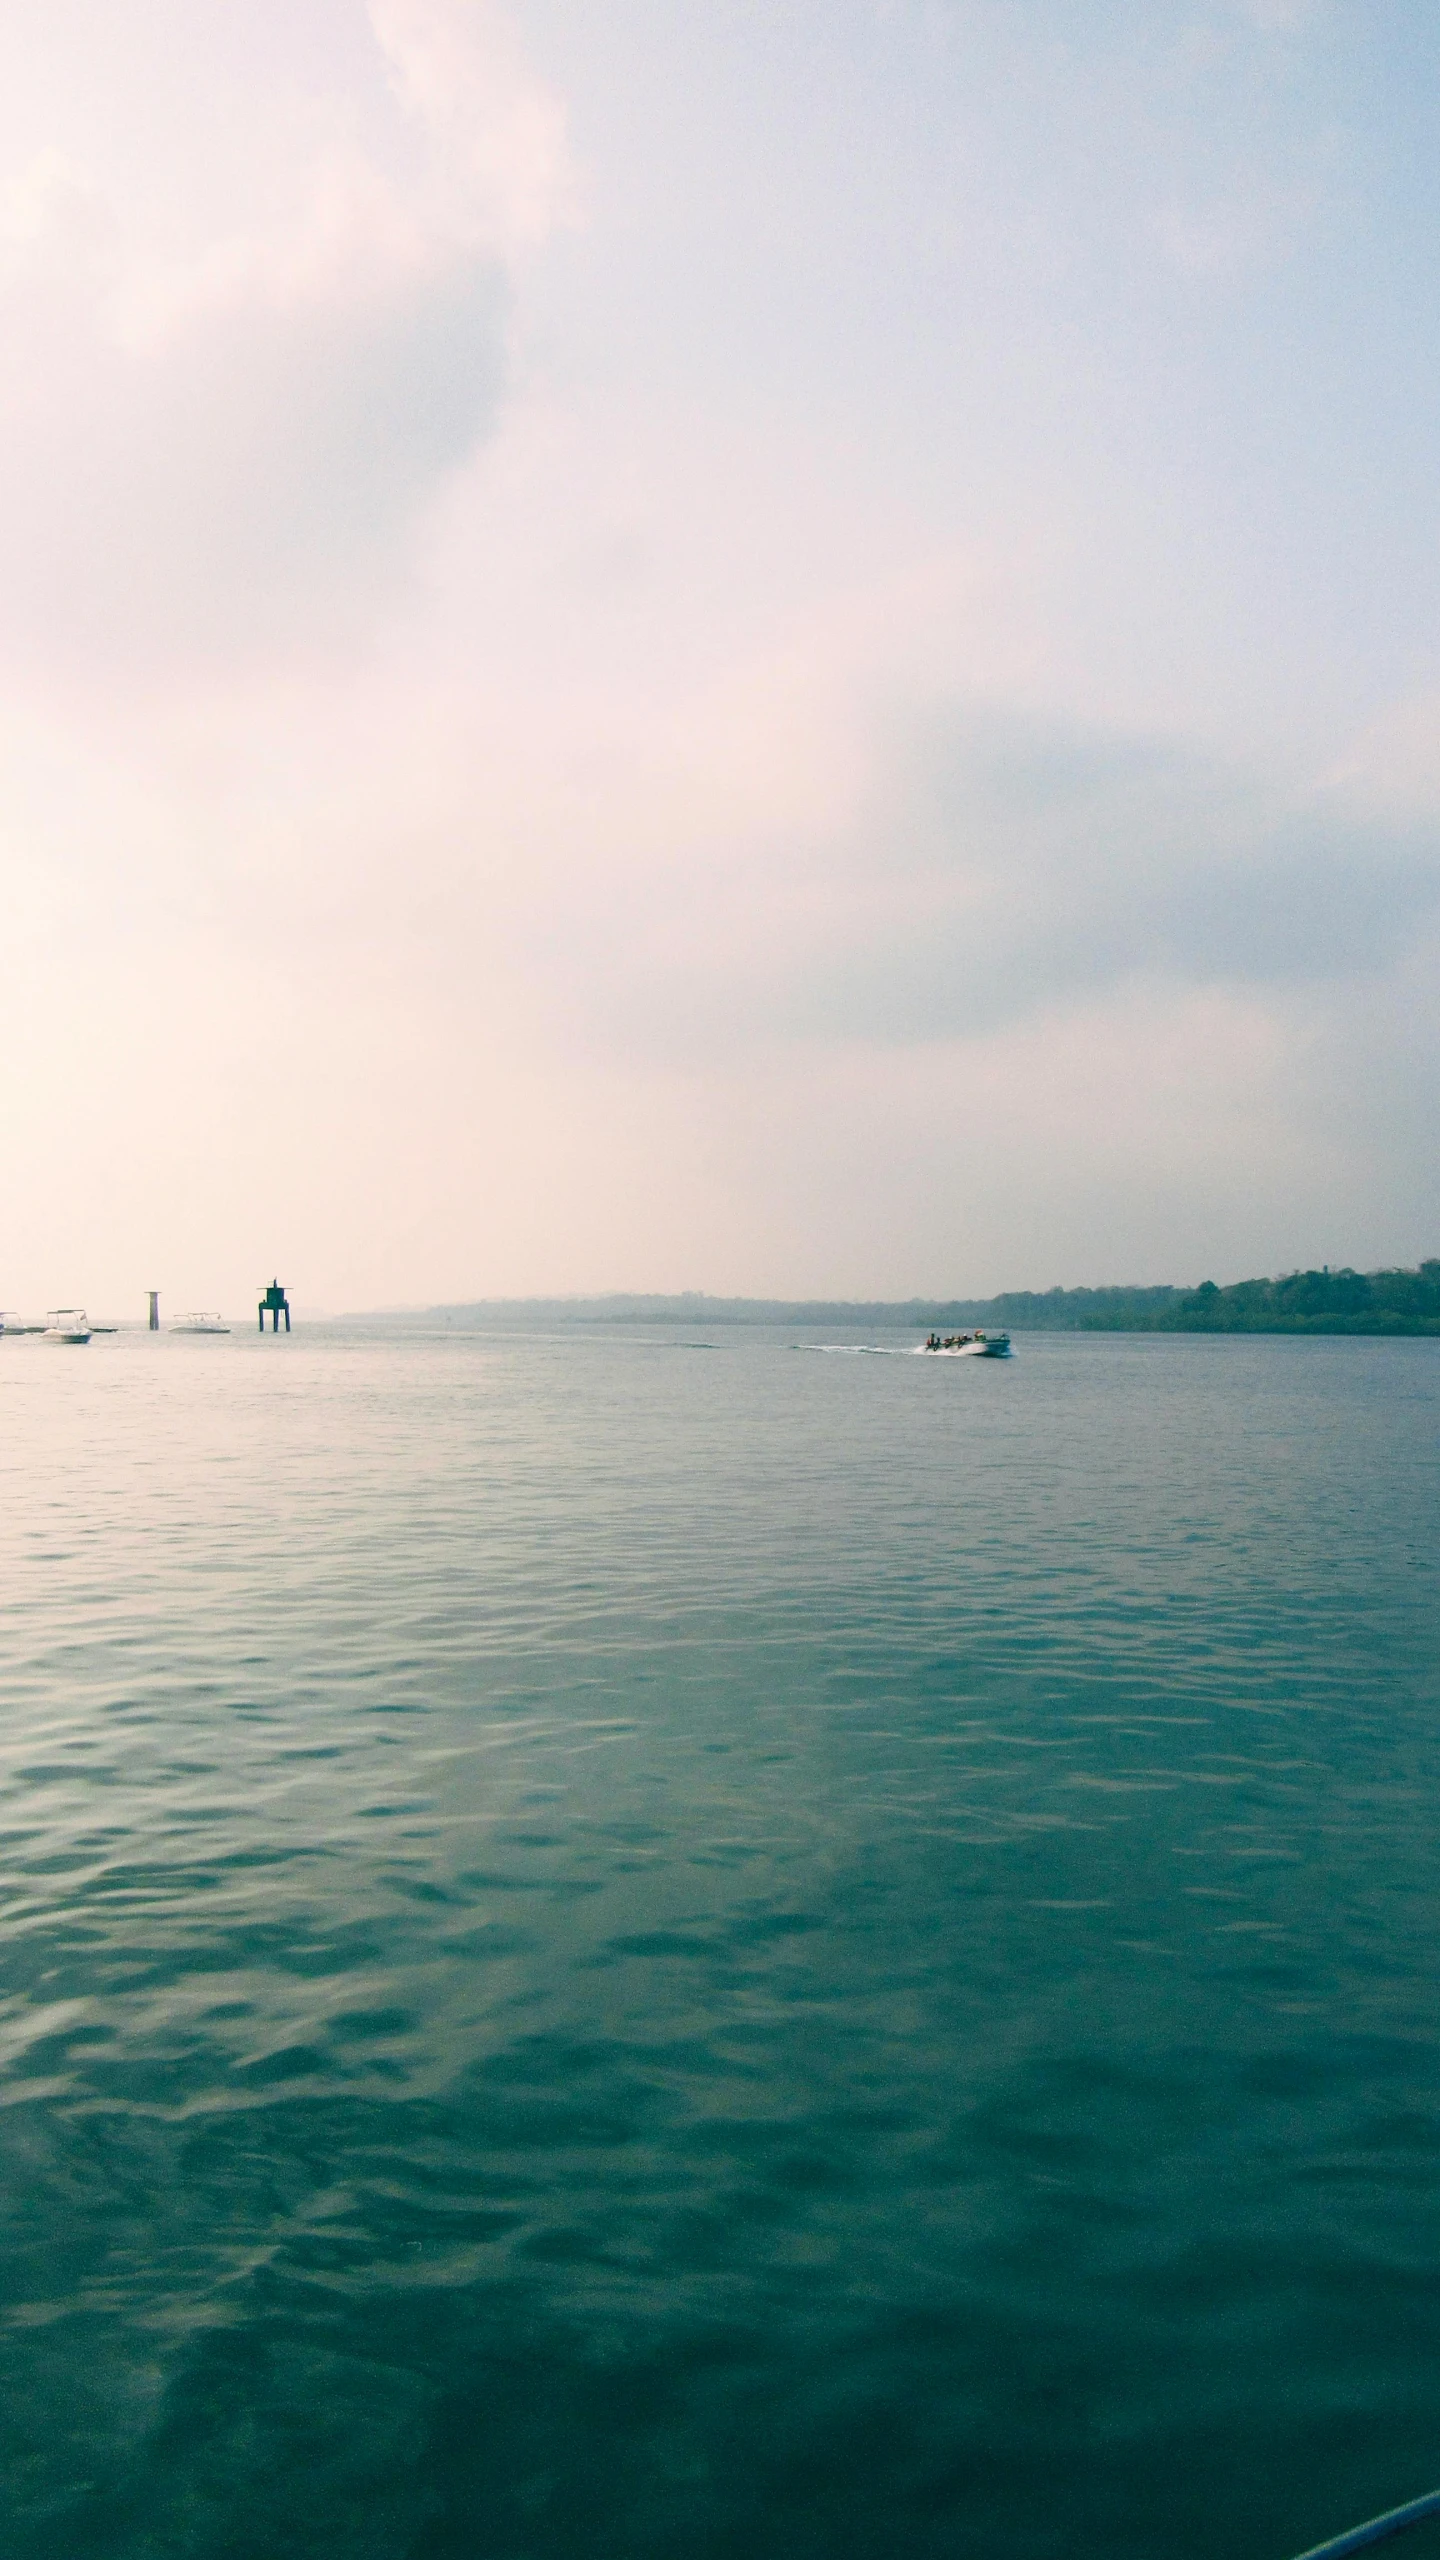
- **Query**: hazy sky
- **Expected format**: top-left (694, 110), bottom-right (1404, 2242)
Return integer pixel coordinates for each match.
top-left (3, 0), bottom-right (1438, 1313)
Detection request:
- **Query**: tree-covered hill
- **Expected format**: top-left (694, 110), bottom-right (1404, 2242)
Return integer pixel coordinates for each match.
top-left (982, 1263), bottom-right (1440, 1333)
top-left (1160, 1262), bottom-right (1440, 1333)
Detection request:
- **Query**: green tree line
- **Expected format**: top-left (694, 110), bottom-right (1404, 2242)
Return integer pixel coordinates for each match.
top-left (979, 1262), bottom-right (1440, 1334)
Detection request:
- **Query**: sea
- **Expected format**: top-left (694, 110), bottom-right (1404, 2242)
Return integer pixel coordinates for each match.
top-left (2, 1317), bottom-right (1438, 2560)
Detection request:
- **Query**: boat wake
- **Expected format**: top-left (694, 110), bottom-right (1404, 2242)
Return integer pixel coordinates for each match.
top-left (800, 1343), bottom-right (913, 1356)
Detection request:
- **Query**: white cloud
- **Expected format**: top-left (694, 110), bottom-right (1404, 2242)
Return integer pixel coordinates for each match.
top-left (369, 0), bottom-right (575, 251)
top-left (0, 3), bottom-right (571, 674)
top-left (474, 704), bottom-right (1440, 1065)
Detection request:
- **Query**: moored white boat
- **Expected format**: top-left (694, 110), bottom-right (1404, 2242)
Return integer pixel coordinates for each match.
top-left (919, 1329), bottom-right (1011, 1358)
top-left (171, 1312), bottom-right (230, 1335)
top-left (44, 1307), bottom-right (92, 1344)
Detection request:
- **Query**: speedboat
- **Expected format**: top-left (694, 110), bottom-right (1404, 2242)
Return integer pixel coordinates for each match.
top-left (919, 1330), bottom-right (1011, 1358)
top-left (171, 1313), bottom-right (230, 1335)
top-left (44, 1308), bottom-right (92, 1343)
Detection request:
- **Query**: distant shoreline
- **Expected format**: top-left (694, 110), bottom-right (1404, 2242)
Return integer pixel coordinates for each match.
top-left (368, 1261), bottom-right (1440, 1338)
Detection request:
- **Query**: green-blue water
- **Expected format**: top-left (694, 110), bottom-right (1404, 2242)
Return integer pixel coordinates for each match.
top-left (2, 1322), bottom-right (1438, 2560)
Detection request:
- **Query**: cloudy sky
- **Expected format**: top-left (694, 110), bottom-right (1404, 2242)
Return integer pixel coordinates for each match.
top-left (2, 0), bottom-right (1437, 1313)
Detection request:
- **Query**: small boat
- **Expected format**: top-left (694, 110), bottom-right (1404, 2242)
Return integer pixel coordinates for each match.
top-left (919, 1329), bottom-right (1011, 1358)
top-left (171, 1313), bottom-right (230, 1335)
top-left (0, 1311), bottom-right (44, 1335)
top-left (44, 1308), bottom-right (92, 1344)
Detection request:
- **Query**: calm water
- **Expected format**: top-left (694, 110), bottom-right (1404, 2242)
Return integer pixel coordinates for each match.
top-left (2, 1320), bottom-right (1439, 2560)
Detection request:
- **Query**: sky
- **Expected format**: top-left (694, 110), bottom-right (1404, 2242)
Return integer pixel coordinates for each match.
top-left (1, 0), bottom-right (1438, 1315)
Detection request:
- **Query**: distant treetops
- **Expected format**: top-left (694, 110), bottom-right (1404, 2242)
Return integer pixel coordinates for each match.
top-left (978, 1262), bottom-right (1440, 1335)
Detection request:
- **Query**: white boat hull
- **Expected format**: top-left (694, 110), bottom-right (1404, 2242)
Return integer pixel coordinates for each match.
top-left (918, 1334), bottom-right (1012, 1358)
top-left (44, 1308), bottom-right (92, 1344)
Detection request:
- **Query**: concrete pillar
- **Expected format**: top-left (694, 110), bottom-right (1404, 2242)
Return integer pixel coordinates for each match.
top-left (149, 1291), bottom-right (159, 1331)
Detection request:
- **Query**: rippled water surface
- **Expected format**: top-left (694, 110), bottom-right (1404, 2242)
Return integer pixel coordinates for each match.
top-left (2, 1320), bottom-right (1439, 2560)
